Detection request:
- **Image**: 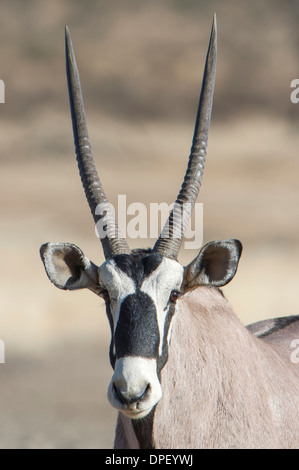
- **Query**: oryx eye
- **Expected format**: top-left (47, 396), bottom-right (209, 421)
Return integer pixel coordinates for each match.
top-left (169, 291), bottom-right (181, 303)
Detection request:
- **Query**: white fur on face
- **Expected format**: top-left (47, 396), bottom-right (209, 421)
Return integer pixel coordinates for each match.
top-left (108, 357), bottom-right (162, 419)
top-left (140, 258), bottom-right (184, 355)
top-left (99, 259), bottom-right (136, 333)
top-left (99, 258), bottom-right (184, 349)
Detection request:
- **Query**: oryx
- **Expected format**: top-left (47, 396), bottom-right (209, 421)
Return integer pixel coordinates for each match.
top-left (40, 17), bottom-right (299, 448)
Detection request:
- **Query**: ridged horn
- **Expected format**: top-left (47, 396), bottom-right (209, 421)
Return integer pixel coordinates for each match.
top-left (65, 26), bottom-right (130, 259)
top-left (153, 15), bottom-right (217, 259)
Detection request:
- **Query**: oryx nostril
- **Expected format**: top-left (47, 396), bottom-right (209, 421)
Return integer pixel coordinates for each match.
top-left (137, 383), bottom-right (150, 404)
top-left (113, 383), bottom-right (126, 404)
top-left (113, 383), bottom-right (150, 406)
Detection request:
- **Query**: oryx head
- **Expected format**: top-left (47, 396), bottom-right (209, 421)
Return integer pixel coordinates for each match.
top-left (40, 17), bottom-right (242, 420)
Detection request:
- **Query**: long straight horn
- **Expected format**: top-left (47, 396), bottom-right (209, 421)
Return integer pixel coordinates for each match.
top-left (153, 15), bottom-right (217, 259)
top-left (65, 26), bottom-right (130, 259)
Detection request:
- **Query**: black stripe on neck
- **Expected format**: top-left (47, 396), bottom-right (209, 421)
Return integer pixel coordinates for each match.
top-left (132, 406), bottom-right (156, 449)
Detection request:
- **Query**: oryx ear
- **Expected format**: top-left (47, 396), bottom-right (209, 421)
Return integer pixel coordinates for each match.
top-left (182, 239), bottom-right (242, 291)
top-left (40, 242), bottom-right (100, 292)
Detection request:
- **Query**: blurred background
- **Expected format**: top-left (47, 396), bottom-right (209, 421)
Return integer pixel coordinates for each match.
top-left (1, 0), bottom-right (299, 448)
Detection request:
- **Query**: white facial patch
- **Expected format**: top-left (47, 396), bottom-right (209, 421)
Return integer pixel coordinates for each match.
top-left (108, 356), bottom-right (162, 419)
top-left (99, 259), bottom-right (136, 335)
top-left (140, 258), bottom-right (184, 355)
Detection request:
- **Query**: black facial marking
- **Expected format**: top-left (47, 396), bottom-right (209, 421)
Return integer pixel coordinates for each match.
top-left (105, 304), bottom-right (116, 368)
top-left (157, 301), bottom-right (176, 372)
top-left (115, 291), bottom-right (160, 359)
top-left (114, 251), bottom-right (163, 289)
top-left (105, 249), bottom-right (179, 371)
top-left (143, 254), bottom-right (163, 278)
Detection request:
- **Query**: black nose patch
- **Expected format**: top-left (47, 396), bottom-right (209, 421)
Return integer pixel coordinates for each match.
top-left (114, 291), bottom-right (159, 359)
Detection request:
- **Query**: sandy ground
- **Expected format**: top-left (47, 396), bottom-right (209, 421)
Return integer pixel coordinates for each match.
top-left (1, 0), bottom-right (299, 448)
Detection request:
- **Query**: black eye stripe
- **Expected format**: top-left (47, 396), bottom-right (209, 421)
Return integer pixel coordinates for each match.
top-left (157, 302), bottom-right (176, 372)
top-left (105, 303), bottom-right (116, 369)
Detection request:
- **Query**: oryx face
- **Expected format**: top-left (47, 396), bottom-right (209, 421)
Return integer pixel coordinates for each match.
top-left (41, 239), bottom-right (241, 419)
top-left (100, 252), bottom-right (183, 418)
top-left (40, 18), bottom-right (242, 419)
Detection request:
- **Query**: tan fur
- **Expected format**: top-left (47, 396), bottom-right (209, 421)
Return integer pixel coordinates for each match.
top-left (152, 287), bottom-right (299, 448)
top-left (114, 414), bottom-right (140, 449)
